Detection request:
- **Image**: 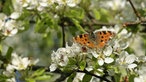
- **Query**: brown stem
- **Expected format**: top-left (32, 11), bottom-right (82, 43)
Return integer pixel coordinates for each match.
top-left (61, 26), bottom-right (65, 47)
top-left (127, 0), bottom-right (142, 21)
top-left (77, 69), bottom-right (111, 82)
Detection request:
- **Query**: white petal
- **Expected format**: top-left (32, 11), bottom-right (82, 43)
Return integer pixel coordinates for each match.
top-left (30, 59), bottom-right (39, 65)
top-left (119, 51), bottom-right (129, 61)
top-left (85, 66), bottom-right (93, 71)
top-left (105, 57), bottom-right (114, 63)
top-left (22, 57), bottom-right (30, 68)
top-left (10, 12), bottom-right (20, 19)
top-left (134, 77), bottom-right (143, 82)
top-left (98, 59), bottom-right (104, 66)
top-left (119, 29), bottom-right (128, 35)
top-left (103, 46), bottom-right (113, 56)
top-left (40, 2), bottom-right (48, 7)
top-left (10, 29), bottom-right (18, 36)
top-left (73, 73), bottom-right (85, 82)
top-left (50, 64), bottom-right (57, 72)
top-left (6, 64), bottom-right (15, 72)
top-left (125, 55), bottom-right (136, 64)
top-left (91, 51), bottom-right (98, 58)
top-left (119, 40), bottom-right (129, 49)
top-left (128, 64), bottom-right (137, 69)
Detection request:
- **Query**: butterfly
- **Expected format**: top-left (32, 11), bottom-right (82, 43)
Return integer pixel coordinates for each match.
top-left (73, 29), bottom-right (115, 49)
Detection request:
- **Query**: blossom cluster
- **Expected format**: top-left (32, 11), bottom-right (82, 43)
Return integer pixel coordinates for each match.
top-left (50, 25), bottom-right (146, 81)
top-left (0, 12), bottom-right (22, 37)
top-left (3, 53), bottom-right (39, 82)
top-left (14, 0), bottom-right (81, 11)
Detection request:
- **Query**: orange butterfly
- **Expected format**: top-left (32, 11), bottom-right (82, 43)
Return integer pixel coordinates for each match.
top-left (73, 30), bottom-right (115, 49)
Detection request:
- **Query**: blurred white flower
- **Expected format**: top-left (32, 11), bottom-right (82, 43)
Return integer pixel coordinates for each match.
top-left (3, 64), bottom-right (15, 77)
top-left (50, 43), bottom-right (82, 71)
top-left (116, 51), bottom-right (137, 69)
top-left (66, 0), bottom-right (81, 7)
top-left (95, 46), bottom-right (114, 66)
top-left (11, 53), bottom-right (31, 70)
top-left (106, 0), bottom-right (126, 10)
top-left (6, 77), bottom-right (16, 82)
top-left (55, 0), bottom-right (81, 7)
top-left (4, 53), bottom-right (39, 71)
top-left (134, 74), bottom-right (146, 82)
top-left (66, 43), bottom-right (81, 57)
top-left (15, 0), bottom-right (80, 11)
top-left (51, 48), bottom-right (69, 66)
top-left (0, 12), bottom-right (21, 36)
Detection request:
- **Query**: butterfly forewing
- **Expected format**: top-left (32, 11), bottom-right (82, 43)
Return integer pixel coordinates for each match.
top-left (95, 31), bottom-right (115, 48)
top-left (73, 30), bottom-right (115, 49)
top-left (73, 34), bottom-right (95, 48)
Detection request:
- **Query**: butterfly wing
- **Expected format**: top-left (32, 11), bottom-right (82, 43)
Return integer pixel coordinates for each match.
top-left (95, 31), bottom-right (115, 48)
top-left (73, 34), bottom-right (95, 48)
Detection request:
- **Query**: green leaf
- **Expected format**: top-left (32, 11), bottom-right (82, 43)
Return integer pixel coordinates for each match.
top-left (99, 8), bottom-right (111, 22)
top-left (0, 75), bottom-right (8, 81)
top-left (79, 0), bottom-right (91, 11)
top-left (6, 47), bottom-right (13, 60)
top-left (79, 60), bottom-right (86, 70)
top-left (31, 68), bottom-right (45, 77)
top-left (65, 7), bottom-right (85, 20)
top-left (71, 18), bottom-right (86, 33)
top-left (35, 75), bottom-right (51, 80)
top-left (92, 9), bottom-right (101, 20)
top-left (2, 0), bottom-right (14, 15)
top-left (82, 74), bottom-right (92, 82)
top-left (129, 75), bottom-right (136, 82)
top-left (35, 19), bottom-right (47, 33)
top-left (67, 72), bottom-right (76, 82)
top-left (68, 58), bottom-right (77, 65)
top-left (25, 78), bottom-right (35, 82)
top-left (114, 73), bottom-right (121, 82)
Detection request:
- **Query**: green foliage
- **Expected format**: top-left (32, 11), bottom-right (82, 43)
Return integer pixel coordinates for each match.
top-left (114, 73), bottom-right (121, 82)
top-left (67, 72), bottom-right (76, 82)
top-left (129, 75), bottom-right (136, 82)
top-left (92, 9), bottom-right (101, 20)
top-left (2, 0), bottom-right (13, 15)
top-left (71, 18), bottom-right (86, 33)
top-left (82, 74), bottom-right (92, 82)
top-left (65, 7), bottom-right (85, 20)
top-left (0, 75), bottom-right (8, 82)
top-left (79, 60), bottom-right (86, 71)
top-left (5, 47), bottom-right (13, 60)
top-left (25, 68), bottom-right (51, 82)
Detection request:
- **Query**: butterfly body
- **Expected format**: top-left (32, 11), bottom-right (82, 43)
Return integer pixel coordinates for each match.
top-left (73, 30), bottom-right (115, 49)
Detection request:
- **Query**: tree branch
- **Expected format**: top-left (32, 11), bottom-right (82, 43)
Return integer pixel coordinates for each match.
top-left (61, 26), bottom-right (65, 47)
top-left (127, 0), bottom-right (142, 21)
top-left (77, 69), bottom-right (111, 82)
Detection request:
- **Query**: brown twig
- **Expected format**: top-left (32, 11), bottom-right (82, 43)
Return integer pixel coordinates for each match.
top-left (61, 26), bottom-right (65, 47)
top-left (77, 69), bottom-right (111, 82)
top-left (127, 0), bottom-right (142, 21)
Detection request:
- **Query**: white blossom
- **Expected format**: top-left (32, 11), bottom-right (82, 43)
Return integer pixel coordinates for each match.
top-left (116, 51), bottom-right (137, 69)
top-left (106, 0), bottom-right (126, 10)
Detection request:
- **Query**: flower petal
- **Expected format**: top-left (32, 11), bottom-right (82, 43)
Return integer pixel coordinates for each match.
top-left (103, 46), bottom-right (113, 56)
top-left (50, 64), bottom-right (57, 72)
top-left (128, 63), bottom-right (137, 69)
top-left (98, 59), bottom-right (104, 66)
top-left (105, 57), bottom-right (114, 64)
top-left (125, 55), bottom-right (137, 64)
